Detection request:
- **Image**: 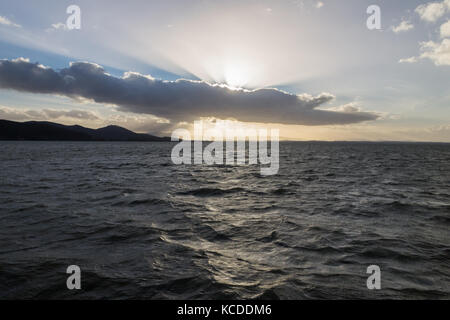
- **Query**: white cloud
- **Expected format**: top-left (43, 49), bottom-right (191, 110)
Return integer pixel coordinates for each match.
top-left (316, 1), bottom-right (324, 9)
top-left (441, 20), bottom-right (450, 37)
top-left (400, 39), bottom-right (450, 66)
top-left (0, 16), bottom-right (21, 28)
top-left (420, 39), bottom-right (450, 65)
top-left (399, 56), bottom-right (419, 64)
top-left (46, 22), bottom-right (68, 32)
top-left (403, 2), bottom-right (450, 66)
top-left (415, 0), bottom-right (450, 23)
top-left (326, 103), bottom-right (362, 113)
top-left (392, 21), bottom-right (414, 33)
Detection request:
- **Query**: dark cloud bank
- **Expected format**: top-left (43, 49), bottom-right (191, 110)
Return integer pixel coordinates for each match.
top-left (0, 58), bottom-right (379, 125)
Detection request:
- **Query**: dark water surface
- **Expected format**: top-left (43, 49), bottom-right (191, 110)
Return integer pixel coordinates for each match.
top-left (0, 141), bottom-right (449, 299)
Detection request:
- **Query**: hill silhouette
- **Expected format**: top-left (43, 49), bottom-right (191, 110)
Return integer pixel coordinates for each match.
top-left (0, 119), bottom-right (171, 141)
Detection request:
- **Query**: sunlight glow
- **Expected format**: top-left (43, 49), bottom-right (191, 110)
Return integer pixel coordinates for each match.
top-left (223, 63), bottom-right (250, 89)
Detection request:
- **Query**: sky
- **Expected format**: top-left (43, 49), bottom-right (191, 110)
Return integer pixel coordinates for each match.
top-left (0, 0), bottom-right (449, 141)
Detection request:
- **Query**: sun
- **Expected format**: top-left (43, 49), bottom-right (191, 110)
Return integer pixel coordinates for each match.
top-left (223, 63), bottom-right (250, 89)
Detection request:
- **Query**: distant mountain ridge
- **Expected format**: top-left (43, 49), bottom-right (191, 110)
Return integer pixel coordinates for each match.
top-left (0, 119), bottom-right (171, 141)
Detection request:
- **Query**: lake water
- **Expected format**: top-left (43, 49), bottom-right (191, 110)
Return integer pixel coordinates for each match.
top-left (0, 141), bottom-right (449, 299)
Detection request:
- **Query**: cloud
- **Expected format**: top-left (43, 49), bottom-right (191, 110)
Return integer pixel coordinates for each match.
top-left (105, 113), bottom-right (174, 135)
top-left (399, 56), bottom-right (419, 64)
top-left (0, 106), bottom-right (99, 121)
top-left (326, 103), bottom-right (366, 113)
top-left (399, 39), bottom-right (450, 66)
top-left (392, 21), bottom-right (414, 33)
top-left (0, 58), bottom-right (379, 126)
top-left (415, 0), bottom-right (450, 22)
top-left (42, 109), bottom-right (99, 120)
top-left (0, 16), bottom-right (21, 28)
top-left (441, 20), bottom-right (450, 37)
top-left (419, 39), bottom-right (450, 65)
top-left (402, 3), bottom-right (450, 66)
top-left (46, 22), bottom-right (68, 32)
top-left (316, 2), bottom-right (324, 9)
